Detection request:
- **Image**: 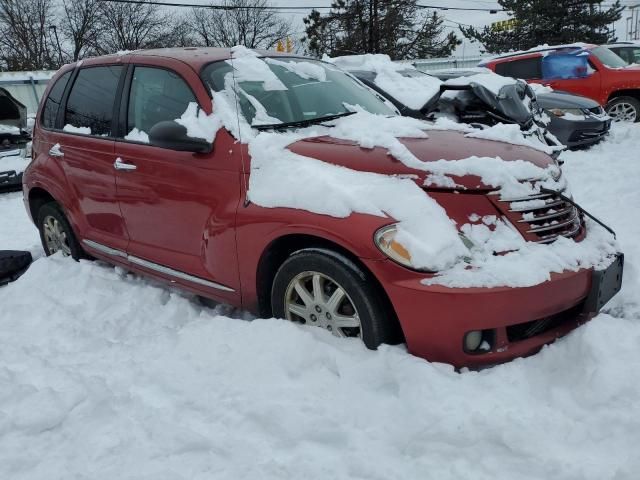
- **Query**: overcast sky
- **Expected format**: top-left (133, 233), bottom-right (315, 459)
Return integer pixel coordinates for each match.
top-left (181, 0), bottom-right (639, 58)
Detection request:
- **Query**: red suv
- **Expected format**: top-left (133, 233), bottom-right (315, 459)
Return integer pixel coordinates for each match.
top-left (23, 48), bottom-right (621, 367)
top-left (481, 44), bottom-right (640, 122)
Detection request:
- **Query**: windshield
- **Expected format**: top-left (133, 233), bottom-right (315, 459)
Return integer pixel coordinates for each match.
top-left (202, 57), bottom-right (396, 127)
top-left (590, 46), bottom-right (628, 68)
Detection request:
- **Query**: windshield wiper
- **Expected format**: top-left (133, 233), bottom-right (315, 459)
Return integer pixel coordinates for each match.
top-left (253, 111), bottom-right (356, 131)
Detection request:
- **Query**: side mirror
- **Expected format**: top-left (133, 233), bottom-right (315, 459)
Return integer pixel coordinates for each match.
top-left (148, 121), bottom-right (212, 153)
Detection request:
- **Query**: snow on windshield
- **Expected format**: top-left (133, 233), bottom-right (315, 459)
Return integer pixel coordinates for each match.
top-left (225, 46), bottom-right (287, 91)
top-left (329, 54), bottom-right (443, 111)
top-left (177, 46), bottom-right (616, 283)
top-left (265, 57), bottom-right (328, 82)
top-left (203, 47), bottom-right (395, 128)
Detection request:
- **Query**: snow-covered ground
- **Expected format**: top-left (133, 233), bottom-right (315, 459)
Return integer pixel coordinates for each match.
top-left (0, 126), bottom-right (639, 479)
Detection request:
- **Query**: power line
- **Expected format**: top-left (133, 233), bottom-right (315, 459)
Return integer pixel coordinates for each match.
top-left (95, 0), bottom-right (630, 13)
top-left (96, 0), bottom-right (332, 9)
top-left (95, 0), bottom-right (507, 13)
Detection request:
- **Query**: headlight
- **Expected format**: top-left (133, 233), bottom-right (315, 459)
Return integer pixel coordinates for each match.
top-left (374, 224), bottom-right (414, 269)
top-left (548, 107), bottom-right (584, 118)
top-left (374, 223), bottom-right (474, 271)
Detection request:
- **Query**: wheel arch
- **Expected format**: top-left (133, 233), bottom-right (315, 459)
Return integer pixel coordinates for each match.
top-left (27, 186), bottom-right (58, 222)
top-left (255, 233), bottom-right (404, 342)
top-left (607, 89), bottom-right (640, 103)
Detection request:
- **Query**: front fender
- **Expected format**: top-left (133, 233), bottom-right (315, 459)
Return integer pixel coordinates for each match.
top-left (235, 204), bottom-right (393, 312)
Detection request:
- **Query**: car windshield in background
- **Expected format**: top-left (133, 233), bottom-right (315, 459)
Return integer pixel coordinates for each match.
top-left (399, 69), bottom-right (430, 78)
top-left (591, 46), bottom-right (628, 68)
top-left (202, 57), bottom-right (395, 127)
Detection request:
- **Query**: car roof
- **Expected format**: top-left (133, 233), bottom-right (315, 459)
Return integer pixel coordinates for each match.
top-left (69, 47), bottom-right (308, 71)
top-left (605, 42), bottom-right (640, 48)
top-left (487, 43), bottom-right (596, 62)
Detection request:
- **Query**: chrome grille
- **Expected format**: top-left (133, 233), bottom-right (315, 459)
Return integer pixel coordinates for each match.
top-left (499, 189), bottom-right (582, 243)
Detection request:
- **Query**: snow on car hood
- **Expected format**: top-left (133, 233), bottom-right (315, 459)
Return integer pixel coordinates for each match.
top-left (289, 129), bottom-right (556, 190)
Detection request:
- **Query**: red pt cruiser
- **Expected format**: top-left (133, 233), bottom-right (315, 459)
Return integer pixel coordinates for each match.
top-left (23, 48), bottom-right (622, 367)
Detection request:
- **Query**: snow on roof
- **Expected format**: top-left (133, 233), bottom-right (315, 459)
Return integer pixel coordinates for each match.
top-left (328, 54), bottom-right (442, 111)
top-left (443, 72), bottom-right (518, 96)
top-left (483, 42), bottom-right (594, 63)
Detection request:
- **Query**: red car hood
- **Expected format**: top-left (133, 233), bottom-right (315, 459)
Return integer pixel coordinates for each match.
top-left (287, 129), bottom-right (555, 190)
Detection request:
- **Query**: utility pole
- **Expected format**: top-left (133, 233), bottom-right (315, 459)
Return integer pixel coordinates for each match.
top-left (49, 25), bottom-right (63, 67)
top-left (368, 0), bottom-right (374, 53)
top-left (373, 0), bottom-right (379, 53)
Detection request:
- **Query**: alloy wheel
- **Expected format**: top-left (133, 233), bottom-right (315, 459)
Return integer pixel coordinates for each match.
top-left (607, 102), bottom-right (637, 122)
top-left (42, 215), bottom-right (71, 256)
top-left (284, 271), bottom-right (361, 338)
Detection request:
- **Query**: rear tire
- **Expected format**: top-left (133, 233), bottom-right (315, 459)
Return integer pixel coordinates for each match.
top-left (36, 202), bottom-right (88, 260)
top-left (606, 96), bottom-right (640, 122)
top-left (271, 249), bottom-right (397, 349)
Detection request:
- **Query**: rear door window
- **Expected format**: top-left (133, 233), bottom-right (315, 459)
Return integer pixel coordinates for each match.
top-left (125, 66), bottom-right (196, 142)
top-left (64, 66), bottom-right (123, 136)
top-left (41, 71), bottom-right (72, 129)
top-left (495, 57), bottom-right (542, 79)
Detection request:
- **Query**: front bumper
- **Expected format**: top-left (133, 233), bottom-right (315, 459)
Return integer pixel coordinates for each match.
top-left (364, 258), bottom-right (597, 368)
top-left (547, 114), bottom-right (610, 149)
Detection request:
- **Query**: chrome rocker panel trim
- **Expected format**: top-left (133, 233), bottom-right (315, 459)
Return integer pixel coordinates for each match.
top-left (82, 239), bottom-right (235, 293)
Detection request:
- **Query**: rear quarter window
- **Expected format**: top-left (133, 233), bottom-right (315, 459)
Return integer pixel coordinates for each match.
top-left (495, 57), bottom-right (542, 80)
top-left (41, 71), bottom-right (72, 129)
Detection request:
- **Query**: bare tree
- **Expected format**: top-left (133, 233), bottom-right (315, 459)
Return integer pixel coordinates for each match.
top-left (0, 0), bottom-right (58, 70)
top-left (94, 0), bottom-right (177, 53)
top-left (190, 0), bottom-right (291, 49)
top-left (59, 0), bottom-right (102, 61)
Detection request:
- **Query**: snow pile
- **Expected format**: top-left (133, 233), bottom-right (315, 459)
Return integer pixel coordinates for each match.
top-left (426, 117), bottom-right (556, 154)
top-left (124, 128), bottom-right (149, 143)
top-left (247, 130), bottom-right (467, 271)
top-left (466, 123), bottom-right (556, 154)
top-left (266, 57), bottom-right (327, 81)
top-left (0, 242), bottom-right (638, 479)
top-left (562, 123), bottom-right (640, 318)
top-left (226, 46), bottom-right (286, 92)
top-left (422, 153), bottom-right (563, 198)
top-left (443, 72), bottom-right (518, 95)
top-left (0, 124), bottom-right (20, 134)
top-left (329, 54), bottom-right (442, 110)
top-left (530, 83), bottom-right (554, 94)
top-left (425, 217), bottom-right (618, 288)
top-left (0, 154), bottom-right (29, 173)
top-left (62, 124), bottom-right (91, 135)
top-left (175, 102), bottom-right (222, 142)
top-left (482, 42), bottom-right (591, 63)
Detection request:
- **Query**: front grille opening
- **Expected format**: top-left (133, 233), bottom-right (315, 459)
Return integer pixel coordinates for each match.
top-left (506, 304), bottom-right (584, 343)
top-left (500, 188), bottom-right (582, 243)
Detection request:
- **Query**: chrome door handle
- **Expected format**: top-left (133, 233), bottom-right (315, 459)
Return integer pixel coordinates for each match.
top-left (49, 144), bottom-right (64, 157)
top-left (114, 157), bottom-right (137, 171)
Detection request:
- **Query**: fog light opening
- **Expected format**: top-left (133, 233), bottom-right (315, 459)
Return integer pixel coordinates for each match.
top-left (464, 330), bottom-right (483, 351)
top-left (463, 329), bottom-right (494, 354)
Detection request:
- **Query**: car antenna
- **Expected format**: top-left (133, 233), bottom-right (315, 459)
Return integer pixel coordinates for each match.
top-left (229, 49), bottom-right (251, 208)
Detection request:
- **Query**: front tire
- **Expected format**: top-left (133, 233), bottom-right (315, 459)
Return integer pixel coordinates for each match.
top-left (36, 202), bottom-right (88, 260)
top-left (271, 249), bottom-right (397, 349)
top-left (606, 96), bottom-right (640, 122)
